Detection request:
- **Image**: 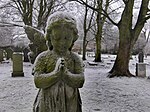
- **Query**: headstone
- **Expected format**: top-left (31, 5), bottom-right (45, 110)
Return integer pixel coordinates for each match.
top-left (136, 63), bottom-right (146, 77)
top-left (138, 51), bottom-right (144, 63)
top-left (12, 52), bottom-right (24, 77)
top-left (5, 48), bottom-right (13, 60)
top-left (0, 49), bottom-right (3, 62)
top-left (23, 48), bottom-right (30, 62)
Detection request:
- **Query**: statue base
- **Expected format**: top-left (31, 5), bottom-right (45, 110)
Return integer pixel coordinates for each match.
top-left (12, 72), bottom-right (24, 77)
top-left (136, 63), bottom-right (146, 78)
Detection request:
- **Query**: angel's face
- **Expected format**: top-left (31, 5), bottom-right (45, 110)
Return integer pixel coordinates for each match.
top-left (50, 23), bottom-right (74, 52)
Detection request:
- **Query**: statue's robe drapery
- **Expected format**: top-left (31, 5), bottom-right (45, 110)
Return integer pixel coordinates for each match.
top-left (33, 51), bottom-right (84, 112)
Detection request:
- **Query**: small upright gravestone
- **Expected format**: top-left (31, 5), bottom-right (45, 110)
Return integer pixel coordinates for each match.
top-left (12, 52), bottom-right (24, 77)
top-left (136, 51), bottom-right (146, 77)
top-left (0, 49), bottom-right (3, 62)
top-left (138, 51), bottom-right (144, 63)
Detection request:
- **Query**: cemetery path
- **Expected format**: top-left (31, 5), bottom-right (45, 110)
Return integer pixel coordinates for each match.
top-left (1, 55), bottom-right (150, 112)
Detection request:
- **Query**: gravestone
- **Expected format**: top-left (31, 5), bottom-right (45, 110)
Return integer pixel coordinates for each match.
top-left (12, 52), bottom-right (24, 77)
top-left (0, 49), bottom-right (3, 62)
top-left (136, 63), bottom-right (146, 77)
top-left (5, 48), bottom-right (13, 60)
top-left (138, 51), bottom-right (144, 63)
top-left (136, 50), bottom-right (146, 77)
top-left (23, 48), bottom-right (30, 62)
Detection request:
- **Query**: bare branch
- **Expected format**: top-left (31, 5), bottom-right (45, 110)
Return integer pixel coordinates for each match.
top-left (69, 0), bottom-right (98, 11)
top-left (0, 21), bottom-right (23, 27)
top-left (134, 0), bottom-right (150, 37)
top-left (69, 0), bottom-right (118, 26)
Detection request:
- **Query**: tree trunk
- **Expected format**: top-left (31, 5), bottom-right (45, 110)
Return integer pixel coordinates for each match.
top-left (94, 12), bottom-right (102, 62)
top-left (108, 16), bottom-right (135, 77)
top-left (82, 34), bottom-right (87, 60)
top-left (108, 0), bottom-right (149, 78)
top-left (108, 26), bottom-right (135, 77)
top-left (82, 2), bottom-right (88, 61)
top-left (108, 0), bottom-right (135, 78)
top-left (94, 29), bottom-right (102, 62)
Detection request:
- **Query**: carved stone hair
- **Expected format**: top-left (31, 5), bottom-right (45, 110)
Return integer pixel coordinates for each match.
top-left (45, 11), bottom-right (79, 50)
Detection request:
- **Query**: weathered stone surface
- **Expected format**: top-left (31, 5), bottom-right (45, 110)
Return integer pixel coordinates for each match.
top-left (0, 49), bottom-right (3, 62)
top-left (138, 51), bottom-right (144, 63)
top-left (5, 48), bottom-right (13, 60)
top-left (24, 26), bottom-right (47, 64)
top-left (136, 63), bottom-right (146, 77)
top-left (33, 12), bottom-right (85, 112)
top-left (23, 48), bottom-right (30, 62)
top-left (12, 52), bottom-right (24, 77)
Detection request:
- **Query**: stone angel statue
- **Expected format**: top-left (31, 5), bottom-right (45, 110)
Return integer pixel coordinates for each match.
top-left (32, 12), bottom-right (85, 112)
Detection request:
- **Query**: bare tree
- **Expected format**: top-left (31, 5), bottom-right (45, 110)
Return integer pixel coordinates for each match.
top-left (69, 0), bottom-right (115, 62)
top-left (108, 0), bottom-right (150, 77)
top-left (69, 0), bottom-right (150, 77)
top-left (82, 0), bottom-right (95, 60)
top-left (142, 23), bottom-right (150, 56)
top-left (94, 0), bottom-right (110, 62)
top-left (0, 0), bottom-right (68, 63)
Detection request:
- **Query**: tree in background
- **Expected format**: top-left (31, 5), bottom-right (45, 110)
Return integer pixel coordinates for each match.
top-left (82, 0), bottom-right (95, 60)
top-left (142, 21), bottom-right (150, 56)
top-left (102, 23), bottom-right (119, 54)
top-left (69, 0), bottom-right (150, 77)
top-left (94, 0), bottom-right (110, 62)
top-left (0, 0), bottom-right (68, 63)
top-left (69, 0), bottom-right (115, 62)
top-left (108, 0), bottom-right (150, 77)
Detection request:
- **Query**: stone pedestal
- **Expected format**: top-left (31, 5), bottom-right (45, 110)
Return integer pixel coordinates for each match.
top-left (136, 63), bottom-right (146, 77)
top-left (12, 52), bottom-right (24, 77)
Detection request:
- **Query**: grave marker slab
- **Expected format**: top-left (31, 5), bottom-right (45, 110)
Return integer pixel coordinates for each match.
top-left (12, 52), bottom-right (24, 77)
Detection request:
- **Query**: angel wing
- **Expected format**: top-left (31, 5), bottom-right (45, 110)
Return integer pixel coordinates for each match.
top-left (23, 25), bottom-right (48, 64)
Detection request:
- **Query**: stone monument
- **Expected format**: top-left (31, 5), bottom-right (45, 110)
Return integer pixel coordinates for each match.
top-left (136, 50), bottom-right (146, 77)
top-left (138, 50), bottom-right (144, 63)
top-left (24, 25), bottom-right (47, 64)
top-left (0, 49), bottom-right (3, 62)
top-left (33, 12), bottom-right (85, 112)
top-left (12, 52), bottom-right (24, 77)
top-left (4, 47), bottom-right (13, 60)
